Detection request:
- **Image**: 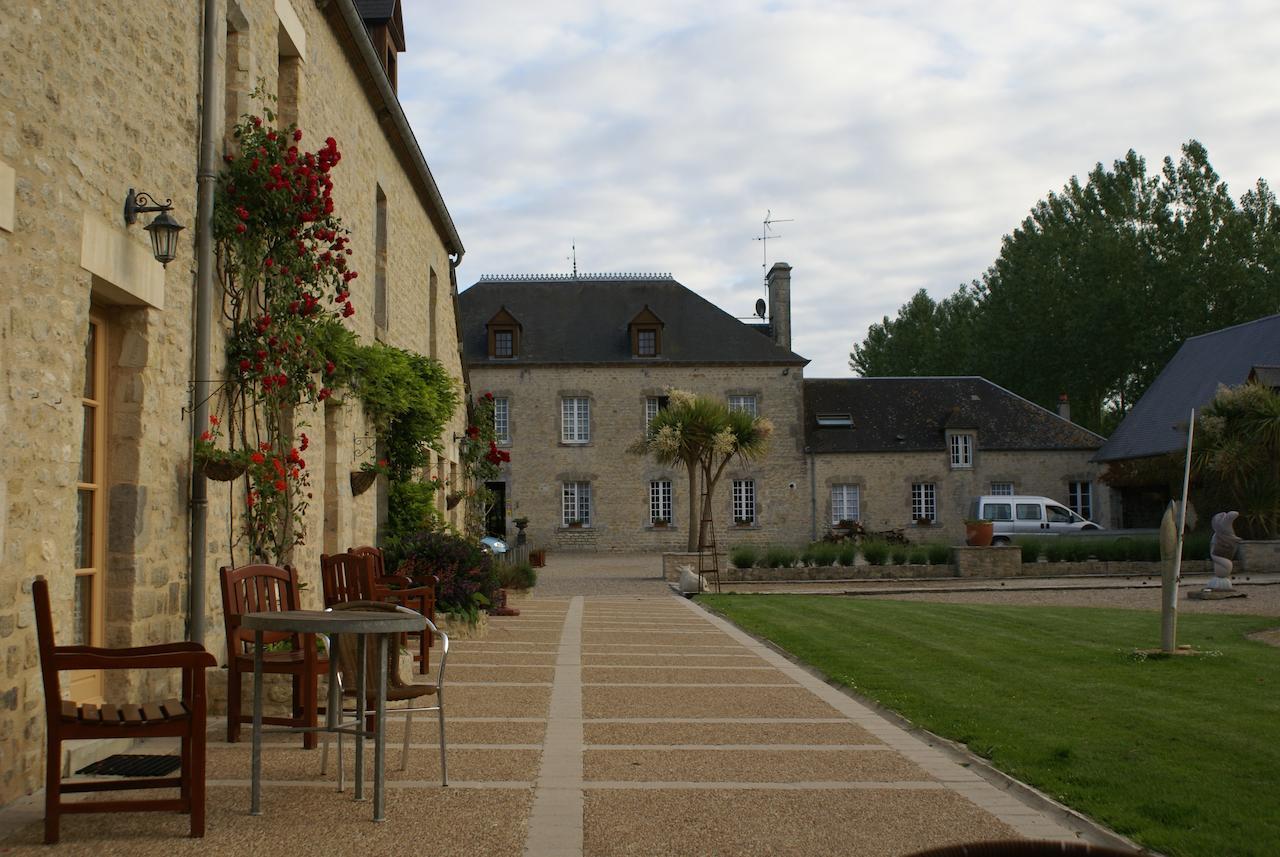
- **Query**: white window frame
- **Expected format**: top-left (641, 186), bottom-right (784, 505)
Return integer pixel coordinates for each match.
top-left (644, 396), bottom-right (668, 432)
top-left (562, 481), bottom-right (592, 526)
top-left (732, 479), bottom-right (756, 524)
top-left (1068, 481), bottom-right (1093, 521)
top-left (649, 480), bottom-right (672, 525)
top-left (990, 481), bottom-right (1014, 496)
top-left (911, 482), bottom-right (936, 522)
top-left (831, 484), bottom-right (860, 525)
top-left (561, 397), bottom-right (590, 444)
top-left (493, 396), bottom-right (509, 444)
top-left (949, 433), bottom-right (973, 468)
top-left (728, 395), bottom-right (758, 417)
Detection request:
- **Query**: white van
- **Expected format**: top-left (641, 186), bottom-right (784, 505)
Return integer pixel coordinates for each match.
top-left (971, 495), bottom-right (1102, 544)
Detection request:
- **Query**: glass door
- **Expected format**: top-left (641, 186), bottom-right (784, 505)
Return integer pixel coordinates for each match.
top-left (68, 314), bottom-right (107, 703)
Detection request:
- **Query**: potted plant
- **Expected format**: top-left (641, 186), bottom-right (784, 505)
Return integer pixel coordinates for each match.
top-left (566, 519), bottom-right (584, 529)
top-left (445, 489), bottom-right (466, 510)
top-left (350, 458), bottom-right (388, 497)
top-left (651, 518), bottom-right (669, 528)
top-left (194, 415), bottom-right (250, 481)
top-left (734, 517), bottom-right (753, 527)
top-left (964, 518), bottom-right (995, 547)
top-left (914, 516), bottom-right (933, 527)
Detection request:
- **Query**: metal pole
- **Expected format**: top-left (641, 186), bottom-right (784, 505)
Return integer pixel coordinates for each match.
top-left (1162, 409), bottom-right (1196, 653)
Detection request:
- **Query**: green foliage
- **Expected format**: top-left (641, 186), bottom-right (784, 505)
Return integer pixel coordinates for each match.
top-left (862, 540), bottom-right (890, 566)
top-left (1182, 532), bottom-right (1211, 561)
top-left (926, 543), bottom-right (952, 565)
top-left (850, 141), bottom-right (1280, 434)
top-left (1017, 538), bottom-right (1044, 563)
top-left (396, 529), bottom-right (497, 615)
top-left (729, 545), bottom-right (759, 569)
top-left (802, 541), bottom-right (841, 567)
top-left (764, 545), bottom-right (798, 568)
top-left (1194, 381), bottom-right (1280, 538)
top-left (837, 543), bottom-right (859, 566)
top-left (701, 595), bottom-right (1280, 857)
top-left (907, 547), bottom-right (929, 565)
top-left (384, 481), bottom-right (441, 568)
top-left (890, 545), bottom-right (910, 565)
top-left (1043, 539), bottom-right (1068, 562)
top-left (497, 561), bottom-right (537, 590)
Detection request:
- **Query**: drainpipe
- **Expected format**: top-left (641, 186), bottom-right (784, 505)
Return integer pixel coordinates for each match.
top-left (807, 447), bottom-right (817, 542)
top-left (189, 0), bottom-right (219, 645)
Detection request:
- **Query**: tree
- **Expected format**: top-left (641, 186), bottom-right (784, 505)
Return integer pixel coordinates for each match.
top-left (630, 391), bottom-right (773, 551)
top-left (1194, 381), bottom-right (1280, 539)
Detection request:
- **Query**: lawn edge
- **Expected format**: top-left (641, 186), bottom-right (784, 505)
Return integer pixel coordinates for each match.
top-left (690, 592), bottom-right (1160, 857)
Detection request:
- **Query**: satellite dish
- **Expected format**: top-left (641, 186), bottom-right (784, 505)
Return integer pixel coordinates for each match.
top-left (754, 298), bottom-right (766, 319)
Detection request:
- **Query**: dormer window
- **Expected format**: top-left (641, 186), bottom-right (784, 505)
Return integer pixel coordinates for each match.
top-left (486, 307), bottom-right (521, 359)
top-left (629, 306), bottom-right (664, 358)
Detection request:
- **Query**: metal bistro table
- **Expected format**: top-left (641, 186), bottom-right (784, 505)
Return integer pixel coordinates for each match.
top-left (241, 608), bottom-right (426, 822)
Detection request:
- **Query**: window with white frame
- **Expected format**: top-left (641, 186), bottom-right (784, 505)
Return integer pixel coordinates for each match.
top-left (562, 482), bottom-right (592, 526)
top-left (493, 397), bottom-right (509, 444)
top-left (1068, 481), bottom-right (1093, 521)
top-left (911, 482), bottom-right (936, 522)
top-left (728, 395), bottom-right (758, 417)
top-left (561, 397), bottom-right (590, 443)
top-left (831, 484), bottom-right (860, 525)
top-left (649, 480), bottom-right (672, 525)
top-left (990, 481), bottom-right (1014, 496)
top-left (949, 433), bottom-right (973, 468)
top-left (732, 479), bottom-right (756, 524)
top-left (644, 395), bottom-right (669, 432)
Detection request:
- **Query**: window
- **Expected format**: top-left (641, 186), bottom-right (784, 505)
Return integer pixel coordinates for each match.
top-left (649, 480), bottom-right (672, 525)
top-left (911, 482), bottom-right (936, 522)
top-left (816, 413), bottom-right (853, 428)
top-left (982, 502), bottom-right (1013, 522)
top-left (990, 481), bottom-right (1014, 496)
top-left (1068, 481), bottom-right (1093, 520)
top-left (637, 329), bottom-right (657, 357)
top-left (728, 395), bottom-right (758, 417)
top-left (562, 482), bottom-right (592, 526)
top-left (831, 484), bottom-right (860, 525)
top-left (1015, 503), bottom-right (1043, 521)
top-left (374, 185), bottom-right (388, 331)
top-left (561, 397), bottom-right (590, 443)
top-left (486, 307), bottom-right (521, 358)
top-left (732, 479), bottom-right (756, 524)
top-left (493, 329), bottom-right (514, 358)
top-left (493, 397), bottom-right (509, 443)
top-left (645, 395), bottom-right (669, 431)
top-left (1047, 505), bottom-right (1074, 524)
top-left (949, 433), bottom-right (973, 468)
top-left (629, 306), bottom-right (664, 356)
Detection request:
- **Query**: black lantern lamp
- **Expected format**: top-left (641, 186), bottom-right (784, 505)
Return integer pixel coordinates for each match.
top-left (123, 188), bottom-right (185, 266)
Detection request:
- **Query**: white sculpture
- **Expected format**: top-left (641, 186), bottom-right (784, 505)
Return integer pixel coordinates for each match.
top-left (1207, 511), bottom-right (1242, 591)
top-left (677, 564), bottom-right (709, 594)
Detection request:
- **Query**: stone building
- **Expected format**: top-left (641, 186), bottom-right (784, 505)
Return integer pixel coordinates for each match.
top-left (461, 266), bottom-right (1109, 552)
top-left (0, 0), bottom-right (466, 805)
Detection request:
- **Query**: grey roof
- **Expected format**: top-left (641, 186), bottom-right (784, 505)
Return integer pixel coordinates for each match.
top-left (804, 377), bottom-right (1103, 454)
top-left (1094, 314), bottom-right (1280, 462)
top-left (352, 0), bottom-right (397, 22)
top-left (459, 275), bottom-right (808, 366)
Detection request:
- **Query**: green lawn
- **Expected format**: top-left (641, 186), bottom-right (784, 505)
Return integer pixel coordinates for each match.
top-left (698, 595), bottom-right (1280, 857)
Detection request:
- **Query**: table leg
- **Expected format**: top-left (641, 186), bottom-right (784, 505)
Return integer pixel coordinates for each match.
top-left (354, 633), bottom-right (366, 801)
top-left (374, 634), bottom-right (389, 822)
top-left (327, 633), bottom-right (340, 730)
top-left (250, 629), bottom-right (264, 816)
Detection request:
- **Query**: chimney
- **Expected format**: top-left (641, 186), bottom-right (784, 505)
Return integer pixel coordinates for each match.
top-left (767, 262), bottom-right (792, 351)
top-left (1058, 394), bottom-right (1071, 422)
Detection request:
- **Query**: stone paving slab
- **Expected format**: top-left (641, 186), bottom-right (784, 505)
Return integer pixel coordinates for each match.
top-left (446, 685), bottom-right (552, 718)
top-left (584, 748), bottom-right (931, 783)
top-left (583, 685), bottom-right (844, 719)
top-left (582, 666), bottom-right (792, 684)
top-left (584, 720), bottom-right (882, 746)
top-left (583, 788), bottom-right (1020, 857)
top-left (582, 652), bottom-right (766, 666)
top-left (448, 665), bottom-right (558, 683)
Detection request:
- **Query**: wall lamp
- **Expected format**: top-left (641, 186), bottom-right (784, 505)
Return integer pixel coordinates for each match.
top-left (123, 188), bottom-right (185, 267)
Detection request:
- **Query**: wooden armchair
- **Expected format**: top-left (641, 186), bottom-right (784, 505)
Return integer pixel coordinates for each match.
top-left (349, 545), bottom-right (438, 674)
top-left (219, 563), bottom-right (327, 749)
top-left (33, 576), bottom-right (216, 844)
top-left (320, 551), bottom-right (372, 607)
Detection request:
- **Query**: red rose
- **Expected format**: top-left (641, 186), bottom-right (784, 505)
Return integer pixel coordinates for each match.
top-left (246, 492), bottom-right (257, 508)
top-left (251, 116), bottom-right (262, 127)
top-left (200, 431), bottom-right (212, 442)
top-left (300, 433), bottom-right (310, 451)
top-left (341, 302), bottom-right (355, 318)
top-left (274, 479), bottom-right (287, 492)
top-left (325, 361), bottom-right (335, 375)
top-left (293, 128), bottom-right (303, 142)
top-left (483, 392), bottom-right (494, 400)
top-left (224, 154), bottom-right (234, 163)
top-left (210, 415), bottom-right (220, 426)
top-left (236, 223), bottom-right (247, 234)
top-left (318, 387), bottom-right (331, 401)
top-left (250, 452), bottom-right (266, 464)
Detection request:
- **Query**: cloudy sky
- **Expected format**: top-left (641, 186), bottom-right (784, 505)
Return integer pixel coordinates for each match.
top-left (397, 1), bottom-right (1280, 377)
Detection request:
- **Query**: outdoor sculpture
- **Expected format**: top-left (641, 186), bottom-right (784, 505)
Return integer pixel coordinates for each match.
top-left (1207, 511), bottom-right (1242, 591)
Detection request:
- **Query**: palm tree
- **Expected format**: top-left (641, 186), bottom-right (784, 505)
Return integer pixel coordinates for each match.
top-left (1193, 381), bottom-right (1280, 539)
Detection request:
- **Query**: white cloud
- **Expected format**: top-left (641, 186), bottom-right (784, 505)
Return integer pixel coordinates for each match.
top-left (398, 1), bottom-right (1280, 376)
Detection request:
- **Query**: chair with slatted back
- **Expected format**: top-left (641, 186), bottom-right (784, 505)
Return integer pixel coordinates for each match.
top-left (33, 575), bottom-right (216, 844)
top-left (219, 563), bottom-right (327, 749)
top-left (349, 545), bottom-right (438, 674)
top-left (320, 551), bottom-right (373, 607)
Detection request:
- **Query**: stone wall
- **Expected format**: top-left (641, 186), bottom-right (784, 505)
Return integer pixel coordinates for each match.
top-left (0, 0), bottom-right (466, 806)
top-left (1238, 540), bottom-right (1280, 573)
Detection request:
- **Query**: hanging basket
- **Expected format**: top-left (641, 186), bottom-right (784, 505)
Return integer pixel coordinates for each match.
top-left (350, 470), bottom-right (378, 497)
top-left (445, 491), bottom-right (464, 510)
top-left (200, 458), bottom-right (247, 482)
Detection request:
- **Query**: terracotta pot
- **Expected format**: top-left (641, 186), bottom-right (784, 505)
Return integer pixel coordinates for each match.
top-left (965, 520), bottom-right (994, 547)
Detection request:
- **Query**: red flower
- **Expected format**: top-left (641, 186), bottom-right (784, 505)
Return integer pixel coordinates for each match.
top-left (273, 459), bottom-right (286, 477)
top-left (267, 131), bottom-right (277, 141)
top-left (236, 223), bottom-right (247, 234)
top-left (377, 459), bottom-right (388, 468)
top-left (238, 358), bottom-right (251, 372)
top-left (199, 431), bottom-right (212, 442)
top-left (300, 433), bottom-right (310, 451)
top-left (246, 492), bottom-right (257, 508)
top-left (325, 360), bottom-right (335, 375)
top-left (274, 479), bottom-right (287, 492)
top-left (250, 452), bottom-right (266, 465)
top-left (290, 467), bottom-right (300, 479)
top-left (341, 302), bottom-right (355, 318)
top-left (264, 258), bottom-right (273, 268)
top-left (251, 116), bottom-right (262, 127)
top-left (224, 154), bottom-right (234, 163)
top-left (210, 415), bottom-right (220, 426)
top-left (466, 425), bottom-right (480, 439)
top-left (293, 128), bottom-right (303, 142)
top-left (318, 387), bottom-right (332, 401)
top-left (483, 392), bottom-right (494, 400)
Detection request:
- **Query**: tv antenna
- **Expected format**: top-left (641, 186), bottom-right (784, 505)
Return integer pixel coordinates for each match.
top-left (752, 210), bottom-right (793, 284)
top-left (567, 240), bottom-right (578, 278)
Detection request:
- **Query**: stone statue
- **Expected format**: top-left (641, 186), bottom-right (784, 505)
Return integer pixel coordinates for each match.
top-left (1207, 511), bottom-right (1242, 591)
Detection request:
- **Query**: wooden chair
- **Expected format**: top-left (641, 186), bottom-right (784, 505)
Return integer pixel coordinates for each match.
top-left (319, 600), bottom-right (449, 789)
top-left (33, 576), bottom-right (216, 844)
top-left (219, 563), bottom-right (327, 749)
top-left (349, 545), bottom-right (438, 674)
top-left (320, 551), bottom-right (373, 607)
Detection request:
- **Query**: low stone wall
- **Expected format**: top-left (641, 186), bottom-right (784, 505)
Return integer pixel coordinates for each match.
top-left (1239, 540), bottom-right (1280, 573)
top-left (952, 546), bottom-right (1021, 577)
top-left (711, 557), bottom-right (1215, 584)
top-left (725, 564), bottom-right (942, 582)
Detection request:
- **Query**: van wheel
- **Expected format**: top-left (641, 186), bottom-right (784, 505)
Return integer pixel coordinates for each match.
top-left (1081, 524), bottom-right (1099, 531)
top-left (992, 536), bottom-right (1011, 546)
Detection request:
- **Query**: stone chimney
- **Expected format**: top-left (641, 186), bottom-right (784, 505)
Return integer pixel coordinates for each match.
top-left (1058, 394), bottom-right (1071, 422)
top-left (767, 262), bottom-right (792, 351)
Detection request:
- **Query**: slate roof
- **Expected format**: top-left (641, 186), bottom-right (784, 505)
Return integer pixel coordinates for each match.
top-left (352, 0), bottom-right (397, 22)
top-left (1094, 314), bottom-right (1280, 462)
top-left (804, 377), bottom-right (1103, 454)
top-left (459, 275), bottom-right (808, 366)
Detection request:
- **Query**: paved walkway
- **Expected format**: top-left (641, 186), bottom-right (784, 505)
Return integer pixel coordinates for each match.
top-left (0, 582), bottom-right (1116, 855)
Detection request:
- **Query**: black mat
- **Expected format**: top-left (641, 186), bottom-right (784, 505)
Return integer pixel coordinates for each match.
top-left (76, 754), bottom-right (182, 777)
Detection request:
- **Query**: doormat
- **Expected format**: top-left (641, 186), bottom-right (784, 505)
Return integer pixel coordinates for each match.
top-left (76, 754), bottom-right (182, 777)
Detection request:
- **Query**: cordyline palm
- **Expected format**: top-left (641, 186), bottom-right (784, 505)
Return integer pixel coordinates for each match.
top-left (1194, 381), bottom-right (1280, 538)
top-left (629, 390), bottom-right (773, 551)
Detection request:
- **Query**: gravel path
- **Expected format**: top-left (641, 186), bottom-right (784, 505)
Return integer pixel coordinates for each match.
top-left (530, 552), bottom-right (669, 597)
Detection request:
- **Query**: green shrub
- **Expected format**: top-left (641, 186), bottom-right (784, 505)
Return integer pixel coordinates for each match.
top-left (862, 540), bottom-right (890, 566)
top-left (1183, 532), bottom-right (1211, 561)
top-left (1135, 537), bottom-right (1162, 563)
top-left (1017, 538), bottom-right (1044, 563)
top-left (799, 543), bottom-right (817, 566)
top-left (765, 546), bottom-right (798, 568)
top-left (889, 545), bottom-right (909, 565)
top-left (498, 561), bottom-right (537, 590)
top-left (1061, 538), bottom-right (1091, 562)
top-left (1043, 539), bottom-right (1068, 563)
top-left (803, 541), bottom-right (840, 567)
top-left (837, 544), bottom-right (859, 566)
top-left (907, 547), bottom-right (929, 565)
top-left (926, 543), bottom-right (952, 565)
top-left (729, 545), bottom-right (759, 569)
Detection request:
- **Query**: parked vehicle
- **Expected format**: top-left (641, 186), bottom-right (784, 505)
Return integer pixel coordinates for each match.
top-left (970, 495), bottom-right (1102, 544)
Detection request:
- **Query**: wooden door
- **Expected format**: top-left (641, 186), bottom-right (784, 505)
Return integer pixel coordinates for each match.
top-left (68, 313), bottom-right (107, 703)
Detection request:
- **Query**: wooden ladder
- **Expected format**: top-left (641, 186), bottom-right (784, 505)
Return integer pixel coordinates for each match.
top-left (696, 485), bottom-right (721, 594)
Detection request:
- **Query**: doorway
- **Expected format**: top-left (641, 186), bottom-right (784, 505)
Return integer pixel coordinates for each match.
top-left (485, 481), bottom-right (507, 538)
